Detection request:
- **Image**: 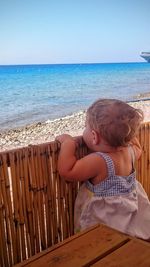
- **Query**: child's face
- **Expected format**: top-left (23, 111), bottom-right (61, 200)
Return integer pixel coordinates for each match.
top-left (83, 116), bottom-right (94, 150)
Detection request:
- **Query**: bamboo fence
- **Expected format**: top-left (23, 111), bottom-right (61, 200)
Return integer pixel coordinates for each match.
top-left (0, 121), bottom-right (150, 267)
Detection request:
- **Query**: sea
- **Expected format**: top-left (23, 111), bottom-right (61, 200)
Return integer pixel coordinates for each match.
top-left (0, 62), bottom-right (150, 131)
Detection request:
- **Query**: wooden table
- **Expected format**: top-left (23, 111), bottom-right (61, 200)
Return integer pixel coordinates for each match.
top-left (14, 224), bottom-right (150, 267)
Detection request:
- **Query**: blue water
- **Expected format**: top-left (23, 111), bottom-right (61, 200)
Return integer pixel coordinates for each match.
top-left (0, 62), bottom-right (150, 130)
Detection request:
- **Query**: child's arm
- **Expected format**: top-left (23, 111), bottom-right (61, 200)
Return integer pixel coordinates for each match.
top-left (129, 137), bottom-right (142, 160)
top-left (56, 134), bottom-right (101, 182)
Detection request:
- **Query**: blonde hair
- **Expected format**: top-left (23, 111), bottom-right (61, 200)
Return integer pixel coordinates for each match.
top-left (87, 99), bottom-right (143, 147)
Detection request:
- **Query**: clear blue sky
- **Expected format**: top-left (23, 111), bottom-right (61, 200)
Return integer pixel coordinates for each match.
top-left (0, 0), bottom-right (150, 64)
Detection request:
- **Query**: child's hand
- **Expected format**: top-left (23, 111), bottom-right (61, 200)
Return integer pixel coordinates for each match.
top-left (55, 134), bottom-right (74, 144)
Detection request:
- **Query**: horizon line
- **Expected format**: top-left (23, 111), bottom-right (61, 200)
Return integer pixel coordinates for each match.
top-left (0, 61), bottom-right (145, 67)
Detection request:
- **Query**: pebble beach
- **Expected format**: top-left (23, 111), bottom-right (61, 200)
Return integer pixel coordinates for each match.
top-left (0, 100), bottom-right (150, 152)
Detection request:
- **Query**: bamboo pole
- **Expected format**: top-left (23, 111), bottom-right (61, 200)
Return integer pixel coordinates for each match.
top-left (37, 145), bottom-right (46, 250)
top-left (19, 149), bottom-right (29, 260)
top-left (51, 142), bottom-right (60, 243)
top-left (0, 154), bottom-right (13, 267)
top-left (29, 147), bottom-right (39, 254)
top-left (9, 152), bottom-right (21, 264)
top-left (148, 123), bottom-right (150, 198)
top-left (15, 150), bottom-right (25, 263)
top-left (22, 148), bottom-right (32, 258)
top-left (0, 165), bottom-right (9, 267)
top-left (45, 144), bottom-right (54, 246)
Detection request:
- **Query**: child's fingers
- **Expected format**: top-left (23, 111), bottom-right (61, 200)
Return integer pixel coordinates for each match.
top-left (55, 135), bottom-right (65, 143)
top-left (55, 134), bottom-right (73, 143)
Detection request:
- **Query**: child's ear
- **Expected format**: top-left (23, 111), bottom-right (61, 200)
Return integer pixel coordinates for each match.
top-left (91, 130), bottom-right (99, 145)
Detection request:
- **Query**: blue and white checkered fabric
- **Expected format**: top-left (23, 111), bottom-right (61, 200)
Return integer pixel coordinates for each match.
top-left (85, 152), bottom-right (136, 197)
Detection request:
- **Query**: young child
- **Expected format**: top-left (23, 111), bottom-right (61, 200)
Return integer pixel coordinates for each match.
top-left (56, 99), bottom-right (150, 240)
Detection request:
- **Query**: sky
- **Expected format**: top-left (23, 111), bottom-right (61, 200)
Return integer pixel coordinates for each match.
top-left (0, 0), bottom-right (150, 65)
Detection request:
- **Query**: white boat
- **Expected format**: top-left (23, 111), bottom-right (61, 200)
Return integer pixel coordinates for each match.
top-left (140, 52), bottom-right (150, 63)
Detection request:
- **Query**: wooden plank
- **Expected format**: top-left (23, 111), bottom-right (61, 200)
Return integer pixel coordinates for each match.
top-left (14, 224), bottom-right (130, 267)
top-left (92, 239), bottom-right (150, 267)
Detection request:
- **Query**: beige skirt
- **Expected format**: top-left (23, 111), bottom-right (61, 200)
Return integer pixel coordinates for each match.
top-left (74, 181), bottom-right (150, 240)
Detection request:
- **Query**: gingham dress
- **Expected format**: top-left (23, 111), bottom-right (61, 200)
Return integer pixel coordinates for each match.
top-left (74, 152), bottom-right (150, 240)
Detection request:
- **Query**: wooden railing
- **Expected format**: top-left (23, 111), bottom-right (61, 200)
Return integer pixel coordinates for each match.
top-left (0, 121), bottom-right (150, 267)
top-left (136, 122), bottom-right (150, 195)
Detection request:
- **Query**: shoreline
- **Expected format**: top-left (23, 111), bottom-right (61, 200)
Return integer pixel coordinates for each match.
top-left (0, 100), bottom-right (150, 152)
